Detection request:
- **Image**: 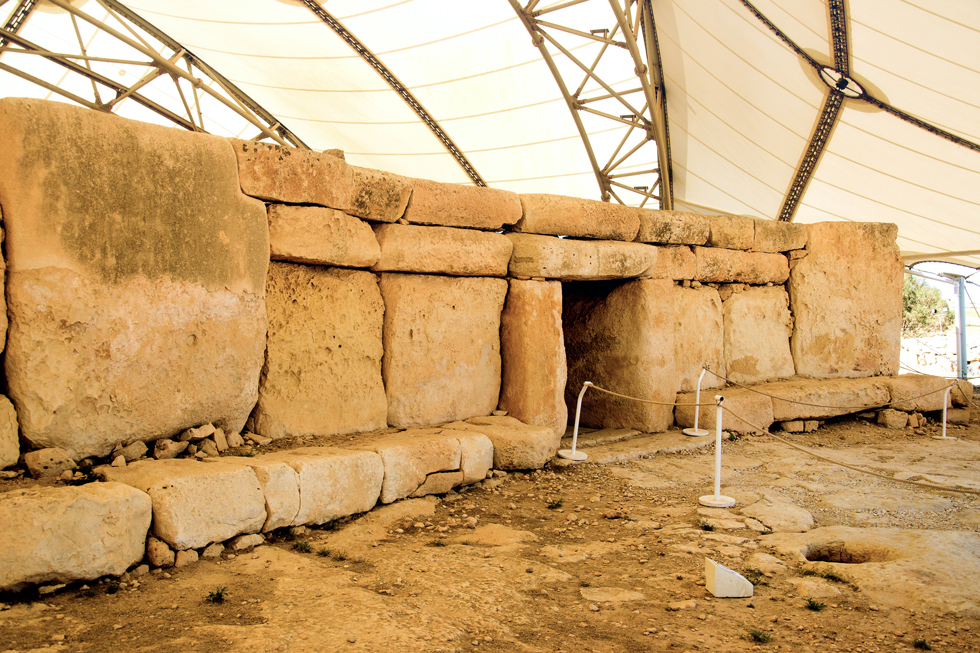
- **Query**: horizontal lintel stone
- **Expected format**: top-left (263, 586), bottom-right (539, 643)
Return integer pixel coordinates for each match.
top-left (506, 233), bottom-right (657, 280)
top-left (233, 139), bottom-right (353, 210)
top-left (269, 204), bottom-right (380, 268)
top-left (515, 194), bottom-right (640, 241)
top-left (635, 209), bottom-right (709, 245)
top-left (693, 247), bottom-right (789, 284)
top-left (753, 220), bottom-right (808, 253)
top-left (372, 223), bottom-right (512, 277)
top-left (401, 177), bottom-right (521, 230)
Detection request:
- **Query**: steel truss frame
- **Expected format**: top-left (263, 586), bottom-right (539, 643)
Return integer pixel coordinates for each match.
top-left (508, 0), bottom-right (672, 209)
top-left (0, 0), bottom-right (306, 148)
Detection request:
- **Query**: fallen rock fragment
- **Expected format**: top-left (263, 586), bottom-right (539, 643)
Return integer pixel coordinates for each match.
top-left (24, 448), bottom-right (76, 479)
top-left (153, 439), bottom-right (188, 460)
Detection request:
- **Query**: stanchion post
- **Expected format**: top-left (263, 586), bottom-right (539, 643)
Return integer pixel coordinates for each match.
top-left (558, 382), bottom-right (591, 461)
top-left (699, 396), bottom-right (736, 508)
top-left (934, 385), bottom-right (957, 441)
top-left (683, 367), bottom-right (710, 437)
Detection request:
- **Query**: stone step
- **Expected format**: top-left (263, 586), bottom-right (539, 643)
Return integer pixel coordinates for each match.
top-left (555, 429), bottom-right (715, 466)
top-left (560, 427), bottom-right (641, 448)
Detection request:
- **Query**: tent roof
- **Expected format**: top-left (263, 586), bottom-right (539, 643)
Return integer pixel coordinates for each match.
top-left (2, 0), bottom-right (978, 267)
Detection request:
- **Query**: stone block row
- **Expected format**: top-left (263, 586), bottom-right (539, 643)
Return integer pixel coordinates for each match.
top-left (675, 374), bottom-right (953, 434)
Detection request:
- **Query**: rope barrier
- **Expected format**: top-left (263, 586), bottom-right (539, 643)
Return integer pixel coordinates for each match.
top-left (586, 383), bottom-right (715, 407)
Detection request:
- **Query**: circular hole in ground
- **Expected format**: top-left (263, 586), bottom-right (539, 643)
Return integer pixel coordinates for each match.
top-left (804, 540), bottom-right (895, 564)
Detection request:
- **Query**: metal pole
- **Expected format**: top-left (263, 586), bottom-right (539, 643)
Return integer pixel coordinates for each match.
top-left (558, 382), bottom-right (591, 461)
top-left (934, 385), bottom-right (956, 441)
top-left (683, 368), bottom-right (710, 437)
top-left (957, 275), bottom-right (968, 380)
top-left (698, 396), bottom-right (735, 508)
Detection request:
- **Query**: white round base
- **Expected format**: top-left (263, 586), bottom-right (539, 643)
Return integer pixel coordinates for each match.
top-left (933, 435), bottom-right (957, 441)
top-left (683, 428), bottom-right (710, 437)
top-left (557, 449), bottom-right (589, 461)
top-left (699, 495), bottom-right (736, 508)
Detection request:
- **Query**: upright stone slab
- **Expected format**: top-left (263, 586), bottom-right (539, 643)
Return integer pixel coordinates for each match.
top-left (790, 222), bottom-right (903, 378)
top-left (0, 395), bottom-right (18, 469)
top-left (694, 247), bottom-right (789, 284)
top-left (499, 279), bottom-right (568, 438)
top-left (255, 263), bottom-right (387, 439)
top-left (402, 178), bottom-right (521, 230)
top-left (234, 139), bottom-right (353, 209)
top-left (0, 99), bottom-right (268, 459)
top-left (724, 287), bottom-right (795, 384)
top-left (673, 286), bottom-right (726, 393)
top-left (102, 459), bottom-right (266, 550)
top-left (380, 274), bottom-right (508, 427)
top-left (516, 194), bottom-right (640, 241)
top-left (563, 278), bottom-right (677, 432)
top-left (0, 483), bottom-right (152, 591)
top-left (507, 233), bottom-right (657, 280)
top-left (635, 209), bottom-right (709, 245)
top-left (268, 205), bottom-right (380, 268)
top-left (242, 457), bottom-right (302, 532)
top-left (372, 223), bottom-right (512, 277)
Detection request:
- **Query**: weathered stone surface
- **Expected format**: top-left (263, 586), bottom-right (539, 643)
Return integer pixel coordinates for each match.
top-left (230, 533), bottom-right (265, 550)
top-left (673, 286), bottom-right (726, 393)
top-left (402, 177), bottom-right (521, 230)
top-left (516, 194), bottom-right (640, 241)
top-left (580, 587), bottom-right (646, 602)
top-left (753, 220), bottom-right (807, 253)
top-left (153, 439), bottom-right (188, 460)
top-left (952, 379), bottom-right (974, 407)
top-left (261, 448), bottom-right (383, 525)
top-left (447, 416), bottom-right (556, 470)
top-left (174, 549), bottom-right (198, 568)
top-left (410, 471), bottom-right (464, 497)
top-left (0, 395), bottom-right (19, 469)
top-left (348, 165), bottom-right (412, 223)
top-left (564, 279), bottom-right (676, 432)
top-left (146, 536), bottom-right (175, 568)
top-left (0, 219), bottom-right (6, 352)
top-left (356, 434), bottom-right (461, 504)
top-left (242, 458), bottom-right (301, 532)
top-left (179, 424), bottom-right (215, 442)
top-left (24, 448), bottom-right (76, 479)
top-left (705, 558), bottom-right (753, 598)
top-left (0, 483), bottom-right (152, 590)
top-left (635, 209), bottom-right (709, 245)
top-left (506, 233), bottom-right (657, 281)
top-left (763, 376), bottom-right (891, 420)
top-left (881, 374), bottom-right (952, 412)
top-left (781, 420), bottom-right (805, 433)
top-left (201, 543), bottom-right (224, 559)
top-left (723, 287), bottom-right (795, 384)
top-left (675, 389), bottom-right (774, 435)
top-left (706, 214), bottom-right (755, 250)
top-left (255, 263), bottom-right (386, 439)
top-left (878, 409), bottom-right (909, 429)
top-left (0, 99), bottom-right (268, 459)
top-left (499, 280), bottom-right (568, 438)
top-left (102, 459), bottom-right (266, 550)
top-left (372, 223), bottom-right (512, 277)
top-left (380, 274), bottom-right (508, 428)
top-left (113, 440), bottom-right (148, 463)
top-left (790, 222), bottom-right (903, 378)
top-left (268, 205), bottom-right (380, 268)
top-left (234, 139), bottom-right (353, 209)
top-left (948, 407), bottom-right (972, 425)
top-left (456, 432), bottom-right (494, 484)
top-left (647, 246), bottom-right (696, 280)
top-left (742, 494), bottom-right (814, 533)
top-left (694, 247), bottom-right (789, 284)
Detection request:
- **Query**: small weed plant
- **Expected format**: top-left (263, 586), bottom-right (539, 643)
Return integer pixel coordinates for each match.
top-left (316, 547), bottom-right (330, 557)
top-left (292, 541), bottom-right (311, 553)
top-left (805, 597), bottom-right (827, 612)
top-left (747, 629), bottom-right (772, 643)
top-left (913, 639), bottom-right (932, 651)
top-left (698, 518), bottom-right (715, 532)
top-left (547, 497), bottom-right (564, 510)
top-left (205, 587), bottom-right (227, 604)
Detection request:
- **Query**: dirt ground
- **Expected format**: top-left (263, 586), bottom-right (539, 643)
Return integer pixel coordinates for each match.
top-left (3, 413), bottom-right (980, 653)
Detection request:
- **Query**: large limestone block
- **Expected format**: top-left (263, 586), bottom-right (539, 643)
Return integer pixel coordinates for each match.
top-left (881, 374), bottom-right (953, 412)
top-left (0, 395), bottom-right (18, 469)
top-left (372, 223), bottom-right (512, 277)
top-left (672, 286), bottom-right (726, 393)
top-left (456, 432), bottom-right (494, 484)
top-left (790, 222), bottom-right (903, 378)
top-left (402, 177), bottom-right (521, 230)
top-left (499, 280), bottom-right (568, 438)
top-left (268, 205), bottom-right (380, 268)
top-left (349, 165), bottom-right (412, 223)
top-left (103, 459), bottom-right (266, 550)
top-left (255, 263), bottom-right (387, 439)
top-left (506, 233), bottom-right (657, 280)
top-left (694, 247), bottom-right (789, 284)
top-left (563, 278), bottom-right (677, 432)
top-left (763, 376), bottom-right (891, 421)
top-left (0, 483), bottom-right (152, 591)
top-left (242, 458), bottom-right (301, 532)
top-left (0, 217), bottom-right (6, 352)
top-left (0, 99), bottom-right (268, 459)
top-left (753, 220), bottom-right (807, 253)
top-left (648, 246), bottom-right (696, 280)
top-left (380, 274), bottom-right (508, 427)
top-left (724, 287), bottom-right (796, 384)
top-left (675, 388), bottom-right (774, 434)
top-left (706, 215), bottom-right (755, 250)
top-left (635, 209), bottom-right (709, 245)
top-left (262, 448), bottom-right (384, 525)
top-left (516, 194), bottom-right (640, 241)
top-left (234, 140), bottom-right (353, 209)
top-left (447, 416), bottom-right (556, 470)
top-left (355, 433), bottom-right (461, 504)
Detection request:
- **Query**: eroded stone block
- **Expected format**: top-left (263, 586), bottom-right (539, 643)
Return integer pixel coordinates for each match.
top-left (410, 471), bottom-right (464, 497)
top-left (499, 280), bottom-right (567, 438)
top-left (881, 374), bottom-right (952, 412)
top-left (764, 376), bottom-right (891, 421)
top-left (648, 246), bottom-right (696, 280)
top-left (447, 416), bottom-right (556, 470)
top-left (878, 409), bottom-right (908, 429)
top-left (0, 395), bottom-right (19, 469)
top-left (507, 233), bottom-right (657, 280)
top-left (268, 205), bottom-right (380, 268)
top-left (706, 214), bottom-right (755, 250)
top-left (694, 247), bottom-right (789, 284)
top-left (357, 433), bottom-right (461, 504)
top-left (242, 458), bottom-right (301, 532)
top-left (675, 389), bottom-right (774, 434)
top-left (0, 482), bottom-right (152, 591)
top-left (516, 194), bottom-right (640, 241)
top-left (673, 286), bottom-right (726, 393)
top-left (349, 165), bottom-right (412, 223)
top-left (723, 287), bottom-right (795, 384)
top-left (402, 177), bottom-right (521, 230)
top-left (255, 263), bottom-right (387, 439)
top-left (372, 223), bottom-right (512, 277)
top-left (753, 220), bottom-right (807, 253)
top-left (456, 432), bottom-right (494, 484)
top-left (635, 209), bottom-right (709, 245)
top-left (380, 274), bottom-right (508, 427)
top-left (234, 139), bottom-right (353, 209)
